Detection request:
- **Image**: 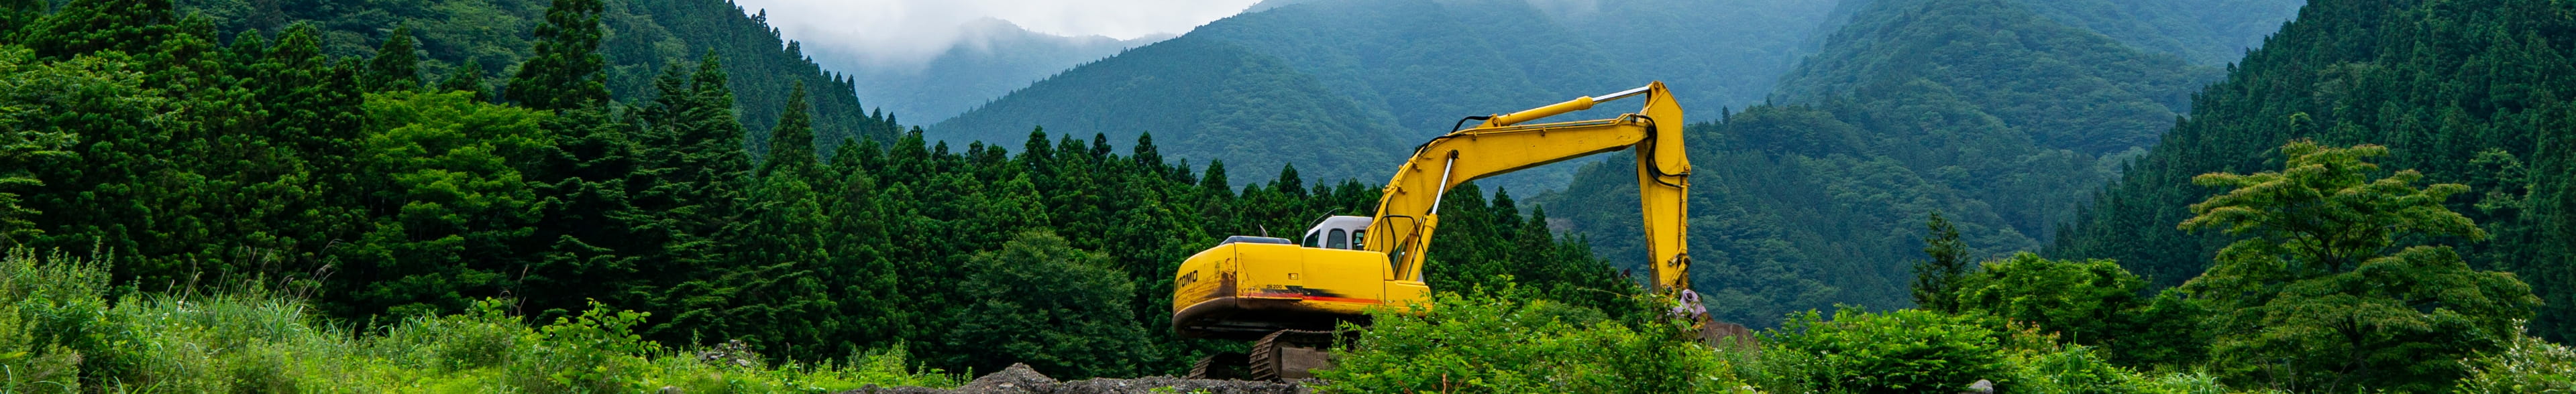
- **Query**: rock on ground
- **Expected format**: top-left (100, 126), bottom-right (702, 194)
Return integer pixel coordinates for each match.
top-left (840, 364), bottom-right (1313, 394)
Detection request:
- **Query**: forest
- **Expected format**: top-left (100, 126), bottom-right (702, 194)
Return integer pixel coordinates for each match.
top-left (0, 0), bottom-right (2571, 392)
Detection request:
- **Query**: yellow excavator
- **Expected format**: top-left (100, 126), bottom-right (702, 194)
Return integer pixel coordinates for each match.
top-left (1171, 82), bottom-right (1701, 381)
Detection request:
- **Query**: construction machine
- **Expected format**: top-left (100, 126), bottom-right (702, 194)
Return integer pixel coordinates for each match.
top-left (1171, 82), bottom-right (1703, 381)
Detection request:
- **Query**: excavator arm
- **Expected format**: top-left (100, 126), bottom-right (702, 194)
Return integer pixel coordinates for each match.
top-left (1363, 81), bottom-right (1693, 295)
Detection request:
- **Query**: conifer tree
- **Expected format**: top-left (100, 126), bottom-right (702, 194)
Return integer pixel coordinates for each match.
top-left (1911, 212), bottom-right (1971, 312)
top-left (506, 0), bottom-right (608, 111)
top-left (759, 82), bottom-right (816, 178)
top-left (364, 25), bottom-right (421, 92)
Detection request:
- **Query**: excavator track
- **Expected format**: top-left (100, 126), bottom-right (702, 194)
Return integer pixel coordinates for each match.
top-left (1246, 329), bottom-right (1340, 381)
top-left (1185, 352), bottom-right (1249, 380)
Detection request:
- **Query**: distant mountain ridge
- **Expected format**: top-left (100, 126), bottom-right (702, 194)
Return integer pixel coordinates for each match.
top-left (835, 18), bottom-right (1169, 123)
top-left (933, 0), bottom-right (1843, 186)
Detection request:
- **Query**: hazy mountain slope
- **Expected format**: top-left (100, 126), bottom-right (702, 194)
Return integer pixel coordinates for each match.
top-left (1780, 0), bottom-right (2217, 155)
top-left (2051, 0), bottom-right (2576, 340)
top-left (175, 0), bottom-right (904, 150)
top-left (2010, 0), bottom-right (2307, 65)
top-left (930, 36), bottom-right (1407, 182)
top-left (840, 19), bottom-right (1165, 123)
top-left (1546, 0), bottom-right (1845, 113)
top-left (1542, 0), bottom-right (2218, 326)
top-left (934, 0), bottom-right (1849, 188)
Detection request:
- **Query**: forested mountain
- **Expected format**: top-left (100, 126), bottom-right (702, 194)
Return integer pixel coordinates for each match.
top-left (169, 0), bottom-right (904, 154)
top-left (1543, 0), bottom-right (2226, 326)
top-left (2008, 0), bottom-right (2306, 65)
top-left (2051, 0), bottom-right (2576, 341)
top-left (923, 36), bottom-right (1408, 182)
top-left (835, 18), bottom-right (1166, 123)
top-left (0, 0), bottom-right (1640, 380)
top-left (932, 0), bottom-right (1843, 186)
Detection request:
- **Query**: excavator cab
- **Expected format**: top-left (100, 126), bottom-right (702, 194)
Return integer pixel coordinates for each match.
top-left (1299, 216), bottom-right (1371, 250)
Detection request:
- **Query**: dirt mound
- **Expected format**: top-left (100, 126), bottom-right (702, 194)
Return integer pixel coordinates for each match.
top-left (840, 363), bottom-right (1312, 394)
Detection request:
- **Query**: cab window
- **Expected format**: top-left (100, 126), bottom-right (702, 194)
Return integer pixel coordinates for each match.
top-left (1351, 230), bottom-right (1366, 249)
top-left (1327, 229), bottom-right (1348, 249)
top-left (1303, 233), bottom-right (1321, 248)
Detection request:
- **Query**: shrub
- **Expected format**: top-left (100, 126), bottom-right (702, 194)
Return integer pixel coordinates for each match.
top-left (1318, 289), bottom-right (1748, 393)
top-left (0, 247), bottom-right (108, 393)
top-left (1755, 307), bottom-right (2008, 393)
top-left (2456, 333), bottom-right (2576, 393)
top-left (509, 300), bottom-right (661, 393)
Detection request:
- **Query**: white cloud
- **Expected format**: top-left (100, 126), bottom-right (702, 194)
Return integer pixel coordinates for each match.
top-left (731, 0), bottom-right (1262, 70)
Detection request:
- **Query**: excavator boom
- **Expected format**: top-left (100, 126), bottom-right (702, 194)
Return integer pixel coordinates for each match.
top-left (1365, 81), bottom-right (1691, 293)
top-left (1171, 82), bottom-right (1693, 381)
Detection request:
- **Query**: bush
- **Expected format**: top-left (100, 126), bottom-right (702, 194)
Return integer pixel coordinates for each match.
top-left (2457, 334), bottom-right (2576, 393)
top-left (0, 247), bottom-right (967, 393)
top-left (1318, 289), bottom-right (1748, 393)
top-left (0, 247), bottom-right (110, 393)
top-left (1754, 307), bottom-right (2009, 393)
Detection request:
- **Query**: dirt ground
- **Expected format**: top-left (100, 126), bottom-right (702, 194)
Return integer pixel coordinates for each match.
top-left (837, 364), bottom-right (1316, 394)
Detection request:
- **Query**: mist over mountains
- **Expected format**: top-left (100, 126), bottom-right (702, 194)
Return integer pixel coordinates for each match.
top-left (821, 18), bottom-right (1171, 123)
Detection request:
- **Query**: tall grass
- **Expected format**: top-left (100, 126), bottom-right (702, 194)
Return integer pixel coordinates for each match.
top-left (0, 247), bottom-right (963, 393)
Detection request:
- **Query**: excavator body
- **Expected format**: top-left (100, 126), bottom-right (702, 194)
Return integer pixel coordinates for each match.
top-left (1173, 82), bottom-right (1696, 381)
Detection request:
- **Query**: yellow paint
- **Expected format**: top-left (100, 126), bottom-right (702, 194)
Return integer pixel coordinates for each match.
top-left (1175, 82), bottom-right (1693, 330)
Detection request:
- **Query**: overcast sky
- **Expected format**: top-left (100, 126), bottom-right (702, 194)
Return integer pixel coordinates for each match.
top-left (733, 0), bottom-right (1265, 70)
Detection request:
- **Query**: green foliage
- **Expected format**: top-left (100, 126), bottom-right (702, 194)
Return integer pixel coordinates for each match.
top-left (337, 90), bottom-right (551, 318)
top-left (0, 249), bottom-right (966, 392)
top-left (1756, 307), bottom-right (2011, 393)
top-left (944, 230), bottom-right (1148, 380)
top-left (1911, 212), bottom-right (1973, 313)
top-left (20, 0), bottom-right (173, 58)
top-left (2457, 334), bottom-right (2576, 393)
top-left (0, 248), bottom-right (113, 392)
top-left (0, 48), bottom-right (80, 243)
top-left (1949, 253), bottom-right (2149, 357)
top-left (363, 25), bottom-right (421, 92)
top-left (1319, 289), bottom-right (1746, 393)
top-left (1544, 0), bottom-right (2235, 326)
top-left (2052, 0), bottom-right (2576, 344)
top-left (505, 0), bottom-right (608, 111)
top-left (2180, 141), bottom-right (2538, 391)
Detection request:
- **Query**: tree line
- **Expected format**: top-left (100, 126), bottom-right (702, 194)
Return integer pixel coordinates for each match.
top-left (0, 0), bottom-right (1638, 380)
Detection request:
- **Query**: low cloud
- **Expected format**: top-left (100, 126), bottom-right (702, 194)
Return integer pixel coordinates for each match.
top-left (732, 0), bottom-right (1262, 72)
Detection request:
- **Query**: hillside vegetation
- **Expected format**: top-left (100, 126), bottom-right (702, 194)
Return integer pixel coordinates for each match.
top-left (0, 0), bottom-right (1639, 381)
top-left (1544, 0), bottom-right (2222, 325)
top-left (169, 0), bottom-right (905, 154)
top-left (2052, 0), bottom-right (2576, 341)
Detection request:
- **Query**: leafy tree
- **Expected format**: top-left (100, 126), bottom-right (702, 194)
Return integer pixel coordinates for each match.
top-left (0, 50), bottom-right (78, 243)
top-left (943, 230), bottom-right (1147, 380)
top-left (505, 0), bottom-right (607, 111)
top-left (1910, 212), bottom-right (1972, 312)
top-left (2178, 141), bottom-right (2538, 391)
top-left (1947, 253), bottom-right (2149, 358)
top-left (335, 90), bottom-right (551, 318)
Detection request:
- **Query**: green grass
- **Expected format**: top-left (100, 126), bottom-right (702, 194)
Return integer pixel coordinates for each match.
top-left (0, 248), bottom-right (963, 393)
